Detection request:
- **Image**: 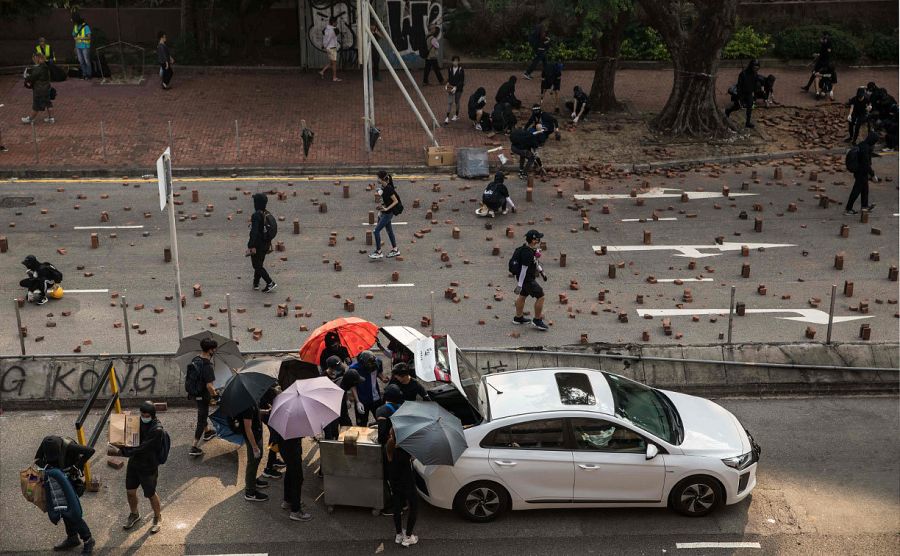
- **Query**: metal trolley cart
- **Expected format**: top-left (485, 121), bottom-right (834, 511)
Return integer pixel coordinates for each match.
top-left (320, 426), bottom-right (384, 515)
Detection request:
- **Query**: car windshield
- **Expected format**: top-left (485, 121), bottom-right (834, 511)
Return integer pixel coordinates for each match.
top-left (435, 336), bottom-right (483, 410)
top-left (602, 372), bottom-right (683, 445)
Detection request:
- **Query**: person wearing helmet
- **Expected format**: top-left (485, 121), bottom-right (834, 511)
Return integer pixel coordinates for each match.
top-left (318, 331), bottom-right (351, 371)
top-left (349, 351), bottom-right (387, 426)
top-left (109, 401), bottom-right (165, 534)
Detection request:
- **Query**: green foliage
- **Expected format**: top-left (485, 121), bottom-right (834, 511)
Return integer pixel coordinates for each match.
top-left (864, 31), bottom-right (899, 62)
top-left (723, 25), bottom-right (772, 59)
top-left (772, 25), bottom-right (862, 61)
top-left (619, 25), bottom-right (669, 61)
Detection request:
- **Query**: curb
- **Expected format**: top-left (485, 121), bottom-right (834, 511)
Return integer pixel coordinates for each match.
top-left (0, 147), bottom-right (853, 181)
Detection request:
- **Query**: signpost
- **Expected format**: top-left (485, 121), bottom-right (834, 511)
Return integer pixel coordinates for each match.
top-left (156, 148), bottom-right (184, 339)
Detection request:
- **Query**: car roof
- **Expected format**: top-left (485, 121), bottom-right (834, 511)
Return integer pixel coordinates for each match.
top-left (484, 367), bottom-right (616, 421)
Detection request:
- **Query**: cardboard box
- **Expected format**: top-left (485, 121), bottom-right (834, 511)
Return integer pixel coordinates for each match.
top-left (426, 146), bottom-right (456, 167)
top-left (109, 412), bottom-right (140, 447)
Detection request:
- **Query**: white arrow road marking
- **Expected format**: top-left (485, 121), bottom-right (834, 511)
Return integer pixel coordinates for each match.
top-left (621, 217), bottom-right (678, 222)
top-left (357, 283), bottom-right (415, 288)
top-left (655, 278), bottom-right (714, 283)
top-left (636, 308), bottom-right (872, 325)
top-left (676, 542), bottom-right (761, 549)
top-left (597, 242), bottom-right (795, 258)
top-left (73, 225), bottom-right (144, 230)
top-left (575, 187), bottom-right (757, 201)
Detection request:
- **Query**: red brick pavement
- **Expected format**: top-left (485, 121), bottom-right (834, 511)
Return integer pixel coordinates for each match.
top-left (0, 66), bottom-right (895, 171)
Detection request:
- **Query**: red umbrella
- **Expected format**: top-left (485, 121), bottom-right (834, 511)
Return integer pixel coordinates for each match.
top-left (299, 317), bottom-right (379, 365)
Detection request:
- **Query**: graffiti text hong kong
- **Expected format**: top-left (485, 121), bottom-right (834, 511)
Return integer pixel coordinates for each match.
top-left (0, 362), bottom-right (158, 398)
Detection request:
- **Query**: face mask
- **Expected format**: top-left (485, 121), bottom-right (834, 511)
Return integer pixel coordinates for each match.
top-left (377, 188), bottom-right (383, 195)
top-left (140, 416), bottom-right (152, 424)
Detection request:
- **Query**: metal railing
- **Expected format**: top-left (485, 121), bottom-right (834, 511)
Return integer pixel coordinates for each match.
top-left (74, 361), bottom-right (123, 488)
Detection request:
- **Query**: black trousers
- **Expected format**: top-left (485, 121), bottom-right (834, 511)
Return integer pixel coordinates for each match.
top-left (389, 457), bottom-right (418, 535)
top-left (848, 117), bottom-right (865, 143)
top-left (423, 59), bottom-right (443, 85)
top-left (160, 63), bottom-right (173, 86)
top-left (511, 145), bottom-right (535, 173)
top-left (845, 174), bottom-right (870, 210)
top-left (250, 251), bottom-right (272, 286)
top-left (63, 515), bottom-right (92, 542)
top-left (726, 100), bottom-right (753, 125)
top-left (281, 437), bottom-right (304, 512)
top-left (264, 425), bottom-right (283, 471)
top-left (372, 50), bottom-right (381, 80)
top-left (525, 48), bottom-right (547, 76)
top-left (194, 398), bottom-right (210, 441)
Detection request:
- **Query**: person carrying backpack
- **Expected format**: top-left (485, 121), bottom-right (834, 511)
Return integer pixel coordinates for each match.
top-left (187, 338), bottom-right (219, 457)
top-left (108, 401), bottom-right (169, 535)
top-left (467, 87), bottom-right (490, 132)
top-left (19, 254), bottom-right (62, 305)
top-left (34, 435), bottom-right (96, 553)
top-left (369, 170), bottom-right (403, 259)
top-left (496, 75), bottom-right (522, 110)
top-left (247, 192), bottom-right (277, 293)
top-left (844, 131), bottom-right (880, 215)
top-left (480, 171), bottom-right (514, 217)
top-left (510, 229), bottom-right (548, 331)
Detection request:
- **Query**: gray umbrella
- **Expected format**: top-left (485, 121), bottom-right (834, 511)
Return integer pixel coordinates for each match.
top-left (174, 331), bottom-right (244, 389)
top-left (390, 401), bottom-right (468, 466)
top-left (239, 357), bottom-right (320, 389)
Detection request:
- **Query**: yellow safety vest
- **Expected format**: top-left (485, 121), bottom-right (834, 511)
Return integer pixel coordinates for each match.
top-left (73, 24), bottom-right (91, 48)
top-left (35, 44), bottom-right (54, 61)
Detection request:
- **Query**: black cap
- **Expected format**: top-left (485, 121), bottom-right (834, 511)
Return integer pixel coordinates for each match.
top-left (384, 384), bottom-right (403, 403)
top-left (340, 368), bottom-right (364, 389)
top-left (139, 400), bottom-right (157, 417)
top-left (325, 355), bottom-right (345, 370)
top-left (525, 229), bottom-right (544, 241)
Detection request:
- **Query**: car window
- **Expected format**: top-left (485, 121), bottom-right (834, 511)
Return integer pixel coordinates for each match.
top-left (482, 419), bottom-right (566, 449)
top-left (555, 372), bottom-right (595, 405)
top-left (571, 418), bottom-right (646, 453)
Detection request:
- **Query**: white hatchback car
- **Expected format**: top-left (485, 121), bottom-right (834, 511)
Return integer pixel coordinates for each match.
top-left (400, 334), bottom-right (761, 522)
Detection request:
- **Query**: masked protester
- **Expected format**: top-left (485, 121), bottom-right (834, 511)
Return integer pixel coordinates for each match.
top-left (35, 435), bottom-right (95, 553)
top-left (349, 350), bottom-right (388, 425)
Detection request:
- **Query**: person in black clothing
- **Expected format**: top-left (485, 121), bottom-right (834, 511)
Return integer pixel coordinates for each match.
top-left (189, 338), bottom-right (219, 457)
top-left (260, 386), bottom-right (285, 480)
top-left (324, 365), bottom-right (363, 440)
top-left (370, 22), bottom-right (383, 81)
top-left (512, 229), bottom-right (548, 331)
top-left (318, 330), bottom-right (351, 372)
top-left (387, 363), bottom-right (430, 401)
top-left (755, 74), bottom-right (777, 107)
top-left (239, 404), bottom-right (270, 502)
top-left (383, 387), bottom-right (419, 547)
top-left (523, 21), bottom-right (549, 81)
top-left (540, 61), bottom-right (563, 114)
top-left (509, 127), bottom-right (541, 179)
top-left (882, 103), bottom-right (899, 150)
top-left (725, 59), bottom-right (760, 128)
top-left (844, 132), bottom-right (880, 215)
top-left (19, 254), bottom-right (61, 305)
top-left (525, 104), bottom-right (543, 129)
top-left (802, 31), bottom-right (832, 92)
top-left (111, 401), bottom-right (164, 534)
top-left (845, 86), bottom-right (871, 144)
top-left (496, 75), bottom-right (522, 110)
top-left (36, 435), bottom-right (95, 553)
top-left (565, 85), bottom-right (590, 124)
top-left (247, 193), bottom-right (276, 293)
top-left (157, 31), bottom-right (174, 89)
top-left (280, 434), bottom-right (312, 522)
top-left (445, 56), bottom-right (465, 125)
top-left (467, 87), bottom-right (490, 131)
top-left (369, 170), bottom-right (402, 259)
top-left (491, 102), bottom-right (516, 134)
top-left (536, 111), bottom-right (560, 145)
top-left (479, 171), bottom-right (514, 217)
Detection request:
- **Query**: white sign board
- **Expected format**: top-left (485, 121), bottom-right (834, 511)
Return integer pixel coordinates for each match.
top-left (156, 147), bottom-right (172, 211)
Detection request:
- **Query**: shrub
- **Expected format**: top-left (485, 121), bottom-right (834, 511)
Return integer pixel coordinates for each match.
top-left (620, 25), bottom-right (669, 61)
top-left (864, 31), bottom-right (899, 62)
top-left (772, 25), bottom-right (862, 61)
top-left (724, 25), bottom-right (772, 59)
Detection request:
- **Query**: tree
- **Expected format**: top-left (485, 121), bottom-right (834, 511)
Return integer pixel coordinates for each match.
top-left (578, 0), bottom-right (632, 112)
top-left (637, 0), bottom-right (739, 137)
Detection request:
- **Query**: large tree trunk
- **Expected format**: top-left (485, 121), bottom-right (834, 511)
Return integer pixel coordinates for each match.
top-left (638, 0), bottom-right (738, 138)
top-left (588, 9), bottom-right (629, 113)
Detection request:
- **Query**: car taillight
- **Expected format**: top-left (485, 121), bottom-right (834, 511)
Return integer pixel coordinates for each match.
top-left (433, 365), bottom-right (451, 383)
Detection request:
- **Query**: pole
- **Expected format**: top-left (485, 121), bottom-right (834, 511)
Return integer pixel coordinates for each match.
top-left (121, 295), bottom-right (132, 353)
top-left (234, 120), bottom-right (240, 159)
top-left (365, 3), bottom-right (375, 127)
top-left (226, 293), bottom-right (234, 340)
top-left (430, 290), bottom-right (435, 336)
top-left (826, 284), bottom-right (837, 344)
top-left (164, 155), bottom-right (185, 339)
top-left (360, 0), bottom-right (371, 152)
top-left (167, 120), bottom-right (173, 155)
top-left (727, 285), bottom-right (736, 345)
top-left (115, 0), bottom-right (127, 79)
top-left (100, 121), bottom-right (107, 160)
top-left (366, 31), bottom-right (438, 147)
top-left (366, 1), bottom-right (440, 128)
top-left (31, 121), bottom-right (38, 163)
top-left (13, 299), bottom-right (26, 355)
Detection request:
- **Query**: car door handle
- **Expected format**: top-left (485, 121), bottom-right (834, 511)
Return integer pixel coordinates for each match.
top-left (578, 464), bottom-right (601, 470)
top-left (493, 460), bottom-right (517, 467)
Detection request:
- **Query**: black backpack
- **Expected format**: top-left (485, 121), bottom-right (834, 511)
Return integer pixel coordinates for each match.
top-left (845, 145), bottom-right (860, 173)
top-left (508, 246), bottom-right (524, 276)
top-left (44, 263), bottom-right (63, 283)
top-left (262, 211), bottom-right (278, 242)
top-left (391, 192), bottom-right (404, 216)
top-left (184, 356), bottom-right (205, 398)
top-left (155, 424), bottom-right (172, 465)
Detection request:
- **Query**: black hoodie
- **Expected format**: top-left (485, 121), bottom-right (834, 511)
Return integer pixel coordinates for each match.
top-left (496, 77), bottom-right (518, 104)
top-left (468, 87), bottom-right (486, 117)
top-left (854, 132), bottom-right (879, 178)
top-left (248, 193), bottom-right (270, 249)
top-left (736, 60), bottom-right (759, 100)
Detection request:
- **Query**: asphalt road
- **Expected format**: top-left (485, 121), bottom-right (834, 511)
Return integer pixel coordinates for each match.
top-left (0, 154), bottom-right (897, 356)
top-left (0, 396), bottom-right (897, 555)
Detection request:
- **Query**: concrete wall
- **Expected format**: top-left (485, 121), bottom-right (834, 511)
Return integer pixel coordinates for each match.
top-left (1, 343), bottom-right (896, 408)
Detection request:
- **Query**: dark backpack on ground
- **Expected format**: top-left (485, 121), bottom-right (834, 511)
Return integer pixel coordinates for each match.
top-left (262, 211), bottom-right (278, 242)
top-left (184, 356), bottom-right (205, 398)
top-left (845, 145), bottom-right (860, 173)
top-left (508, 246), bottom-right (524, 276)
top-left (155, 424), bottom-right (172, 465)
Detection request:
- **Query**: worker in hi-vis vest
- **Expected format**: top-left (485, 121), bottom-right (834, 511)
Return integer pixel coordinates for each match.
top-left (35, 37), bottom-right (55, 62)
top-left (72, 13), bottom-right (92, 79)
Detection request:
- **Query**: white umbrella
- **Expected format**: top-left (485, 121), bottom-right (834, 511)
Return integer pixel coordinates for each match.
top-left (268, 376), bottom-right (344, 439)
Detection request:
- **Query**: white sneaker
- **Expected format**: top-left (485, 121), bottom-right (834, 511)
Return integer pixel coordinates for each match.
top-left (395, 533), bottom-right (405, 544)
top-left (21, 116), bottom-right (34, 124)
top-left (44, 117), bottom-right (55, 124)
top-left (386, 248), bottom-right (400, 258)
top-left (402, 534), bottom-right (419, 547)
top-left (369, 250), bottom-right (384, 259)
top-left (452, 115), bottom-right (459, 121)
top-left (444, 117), bottom-right (449, 125)
top-left (475, 123), bottom-right (482, 131)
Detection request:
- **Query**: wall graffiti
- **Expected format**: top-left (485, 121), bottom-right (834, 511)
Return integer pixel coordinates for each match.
top-left (307, 0), bottom-right (359, 65)
top-left (385, 0), bottom-right (442, 59)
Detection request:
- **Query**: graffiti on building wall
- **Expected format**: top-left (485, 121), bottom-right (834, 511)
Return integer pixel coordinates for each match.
top-left (385, 0), bottom-right (442, 60)
top-left (307, 1), bottom-right (358, 57)
top-left (0, 359), bottom-right (168, 401)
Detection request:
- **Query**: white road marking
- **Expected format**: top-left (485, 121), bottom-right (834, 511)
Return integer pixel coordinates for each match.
top-left (64, 289), bottom-right (110, 293)
top-left (597, 242), bottom-right (795, 259)
top-left (636, 308), bottom-right (872, 325)
top-left (360, 222), bottom-right (408, 226)
top-left (676, 542), bottom-right (761, 549)
top-left (575, 187), bottom-right (756, 201)
top-left (621, 217), bottom-right (678, 222)
top-left (73, 225), bottom-right (144, 230)
top-left (357, 283), bottom-right (416, 288)
top-left (193, 554), bottom-right (268, 556)
top-left (655, 278), bottom-right (714, 283)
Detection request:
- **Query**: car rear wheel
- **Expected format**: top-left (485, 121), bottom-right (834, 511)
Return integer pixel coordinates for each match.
top-left (453, 481), bottom-right (510, 523)
top-left (669, 476), bottom-right (723, 517)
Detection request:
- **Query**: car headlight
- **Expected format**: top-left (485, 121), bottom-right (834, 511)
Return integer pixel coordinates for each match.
top-left (722, 451), bottom-right (755, 470)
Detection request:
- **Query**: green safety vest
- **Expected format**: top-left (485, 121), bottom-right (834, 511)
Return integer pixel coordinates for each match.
top-left (35, 44), bottom-right (54, 60)
top-left (73, 24), bottom-right (91, 47)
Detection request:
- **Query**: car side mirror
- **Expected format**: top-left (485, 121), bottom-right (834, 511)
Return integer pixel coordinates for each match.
top-left (645, 444), bottom-right (659, 460)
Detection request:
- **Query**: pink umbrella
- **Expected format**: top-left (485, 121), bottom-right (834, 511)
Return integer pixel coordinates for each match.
top-left (268, 377), bottom-right (344, 439)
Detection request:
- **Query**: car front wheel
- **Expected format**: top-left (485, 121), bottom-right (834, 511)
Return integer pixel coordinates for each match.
top-left (453, 481), bottom-right (510, 523)
top-left (670, 476), bottom-right (723, 517)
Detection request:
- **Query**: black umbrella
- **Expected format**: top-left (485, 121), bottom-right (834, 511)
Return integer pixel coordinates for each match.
top-left (301, 119), bottom-right (314, 158)
top-left (238, 357), bottom-right (319, 389)
top-left (218, 371), bottom-right (277, 418)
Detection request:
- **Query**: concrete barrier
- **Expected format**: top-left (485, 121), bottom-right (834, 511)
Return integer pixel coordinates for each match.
top-left (1, 343), bottom-right (897, 408)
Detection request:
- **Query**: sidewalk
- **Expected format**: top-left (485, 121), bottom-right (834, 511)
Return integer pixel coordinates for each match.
top-left (0, 66), bottom-right (896, 173)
